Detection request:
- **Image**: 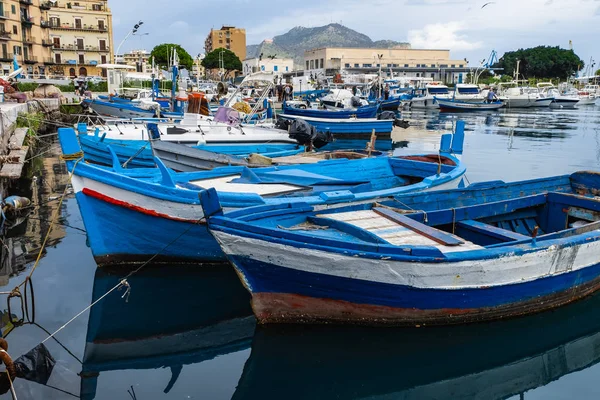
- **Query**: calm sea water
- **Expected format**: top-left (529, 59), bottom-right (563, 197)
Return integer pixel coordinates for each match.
top-left (3, 104), bottom-right (600, 399)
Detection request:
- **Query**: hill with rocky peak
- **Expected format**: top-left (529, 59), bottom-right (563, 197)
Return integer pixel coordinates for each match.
top-left (247, 23), bottom-right (409, 66)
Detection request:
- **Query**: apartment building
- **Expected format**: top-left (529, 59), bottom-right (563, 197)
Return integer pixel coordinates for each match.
top-left (0, 0), bottom-right (52, 77)
top-left (204, 26), bottom-right (246, 61)
top-left (45, 0), bottom-right (114, 78)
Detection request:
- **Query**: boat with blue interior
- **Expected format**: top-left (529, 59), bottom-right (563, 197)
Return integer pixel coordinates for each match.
top-left (202, 170), bottom-right (600, 326)
top-left (58, 122), bottom-right (466, 265)
top-left (435, 97), bottom-right (504, 111)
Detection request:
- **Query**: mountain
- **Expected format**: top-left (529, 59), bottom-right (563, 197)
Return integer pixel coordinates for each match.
top-left (247, 23), bottom-right (410, 66)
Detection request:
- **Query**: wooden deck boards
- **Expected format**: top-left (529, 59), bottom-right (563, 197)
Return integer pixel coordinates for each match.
top-left (319, 209), bottom-right (483, 253)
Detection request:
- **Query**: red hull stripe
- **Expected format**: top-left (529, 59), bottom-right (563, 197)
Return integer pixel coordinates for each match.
top-left (81, 188), bottom-right (203, 223)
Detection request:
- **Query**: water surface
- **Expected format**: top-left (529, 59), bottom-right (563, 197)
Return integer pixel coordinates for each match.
top-left (2, 105), bottom-right (600, 399)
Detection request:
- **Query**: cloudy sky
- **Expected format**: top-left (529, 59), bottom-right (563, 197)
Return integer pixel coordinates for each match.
top-left (111, 0), bottom-right (600, 73)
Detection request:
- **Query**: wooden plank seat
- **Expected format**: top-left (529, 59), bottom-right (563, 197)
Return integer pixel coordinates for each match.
top-left (456, 219), bottom-right (530, 242)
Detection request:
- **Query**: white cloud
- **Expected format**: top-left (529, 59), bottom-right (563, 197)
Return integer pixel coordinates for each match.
top-left (408, 22), bottom-right (483, 51)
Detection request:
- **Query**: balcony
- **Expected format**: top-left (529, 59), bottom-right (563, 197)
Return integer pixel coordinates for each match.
top-left (56, 59), bottom-right (98, 66)
top-left (45, 3), bottom-right (106, 11)
top-left (39, 1), bottom-right (52, 10)
top-left (19, 0), bottom-right (34, 5)
top-left (24, 55), bottom-right (38, 64)
top-left (0, 11), bottom-right (10, 19)
top-left (52, 44), bottom-right (111, 52)
top-left (46, 22), bottom-right (108, 32)
top-left (40, 20), bottom-right (50, 28)
top-left (0, 53), bottom-right (14, 62)
top-left (22, 36), bottom-right (35, 44)
top-left (0, 31), bottom-right (11, 41)
top-left (21, 16), bottom-right (34, 27)
top-left (43, 57), bottom-right (55, 65)
top-left (42, 39), bottom-right (54, 47)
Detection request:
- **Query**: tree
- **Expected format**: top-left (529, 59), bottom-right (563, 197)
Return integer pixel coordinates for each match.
top-left (150, 43), bottom-right (193, 70)
top-left (201, 48), bottom-right (242, 79)
top-left (492, 46), bottom-right (584, 80)
top-left (596, 69), bottom-right (600, 77)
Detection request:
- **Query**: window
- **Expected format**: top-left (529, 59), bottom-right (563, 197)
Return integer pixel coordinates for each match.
top-left (431, 64), bottom-right (435, 68)
top-left (12, 25), bottom-right (17, 34)
top-left (11, 5), bottom-right (15, 14)
top-left (459, 64), bottom-right (464, 68)
top-left (98, 20), bottom-right (105, 30)
top-left (69, 67), bottom-right (75, 77)
top-left (431, 73), bottom-right (435, 78)
top-left (387, 64), bottom-right (392, 67)
top-left (440, 64), bottom-right (448, 68)
top-left (393, 64), bottom-right (398, 67)
top-left (345, 63), bottom-right (350, 68)
top-left (376, 64), bottom-right (380, 67)
top-left (309, 60), bottom-right (314, 69)
top-left (101, 55), bottom-right (107, 64)
top-left (404, 64), bottom-right (409, 68)
top-left (78, 54), bottom-right (84, 64)
top-left (415, 64), bottom-right (420, 68)
top-left (99, 39), bottom-right (106, 51)
top-left (274, 65), bottom-right (278, 72)
top-left (13, 45), bottom-right (21, 55)
top-left (306, 60), bottom-right (309, 69)
top-left (354, 63), bottom-right (359, 67)
top-left (320, 58), bottom-right (324, 68)
top-left (416, 73), bottom-right (420, 77)
top-left (76, 38), bottom-right (83, 50)
top-left (451, 64), bottom-right (455, 68)
top-left (75, 18), bottom-right (82, 29)
top-left (219, 40), bottom-right (222, 44)
top-left (55, 53), bottom-right (61, 64)
top-left (50, 17), bottom-right (60, 27)
top-left (53, 37), bottom-right (60, 48)
top-left (363, 63), bottom-right (372, 67)
top-left (285, 66), bottom-right (288, 72)
top-left (92, 4), bottom-right (103, 11)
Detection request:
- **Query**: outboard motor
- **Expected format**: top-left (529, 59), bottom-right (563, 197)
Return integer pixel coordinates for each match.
top-left (378, 111), bottom-right (397, 120)
top-left (288, 118), bottom-right (316, 146)
top-left (312, 131), bottom-right (334, 149)
top-left (274, 118), bottom-right (291, 131)
top-left (350, 96), bottom-right (363, 108)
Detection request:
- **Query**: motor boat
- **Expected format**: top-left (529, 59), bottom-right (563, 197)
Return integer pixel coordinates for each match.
top-left (537, 82), bottom-right (579, 109)
top-left (410, 83), bottom-right (452, 109)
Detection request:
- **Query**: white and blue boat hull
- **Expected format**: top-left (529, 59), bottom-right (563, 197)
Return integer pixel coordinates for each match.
top-left (213, 230), bottom-right (600, 325)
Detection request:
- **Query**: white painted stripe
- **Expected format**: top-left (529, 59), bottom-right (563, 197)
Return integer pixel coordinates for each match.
top-left (72, 175), bottom-right (205, 221)
top-left (213, 231), bottom-right (600, 289)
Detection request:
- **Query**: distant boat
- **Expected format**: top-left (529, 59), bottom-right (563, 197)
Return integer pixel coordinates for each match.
top-left (435, 98), bottom-right (504, 111)
top-left (278, 114), bottom-right (395, 135)
top-left (281, 101), bottom-right (379, 119)
top-left (537, 82), bottom-right (580, 109)
top-left (203, 170), bottom-right (600, 326)
top-left (410, 83), bottom-right (452, 109)
top-left (58, 123), bottom-right (465, 266)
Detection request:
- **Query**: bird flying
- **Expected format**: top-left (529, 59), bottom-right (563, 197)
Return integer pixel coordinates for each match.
top-left (482, 2), bottom-right (495, 8)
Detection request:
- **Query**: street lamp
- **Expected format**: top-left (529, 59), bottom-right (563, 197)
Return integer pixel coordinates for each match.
top-left (115, 21), bottom-right (144, 58)
top-left (219, 50), bottom-right (225, 81)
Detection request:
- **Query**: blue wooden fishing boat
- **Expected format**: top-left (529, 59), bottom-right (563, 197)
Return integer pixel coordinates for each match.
top-left (373, 96), bottom-right (403, 111)
top-left (78, 133), bottom-right (305, 169)
top-left (282, 102), bottom-right (379, 119)
top-left (84, 97), bottom-right (184, 119)
top-left (202, 170), bottom-right (600, 326)
top-left (58, 123), bottom-right (465, 266)
top-left (435, 97), bottom-right (504, 112)
top-left (278, 114), bottom-right (395, 135)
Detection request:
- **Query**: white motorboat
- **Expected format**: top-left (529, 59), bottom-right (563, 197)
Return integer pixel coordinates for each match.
top-left (537, 83), bottom-right (579, 109)
top-left (453, 84), bottom-right (487, 103)
top-left (410, 83), bottom-right (452, 109)
top-left (578, 85), bottom-right (599, 105)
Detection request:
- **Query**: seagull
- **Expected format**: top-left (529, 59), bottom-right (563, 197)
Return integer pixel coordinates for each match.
top-left (482, 2), bottom-right (495, 8)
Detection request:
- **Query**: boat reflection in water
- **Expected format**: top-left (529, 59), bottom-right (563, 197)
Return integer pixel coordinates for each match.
top-left (80, 264), bottom-right (254, 400)
top-left (233, 291), bottom-right (600, 400)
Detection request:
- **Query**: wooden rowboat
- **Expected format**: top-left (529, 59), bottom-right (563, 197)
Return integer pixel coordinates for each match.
top-left (203, 171), bottom-right (600, 326)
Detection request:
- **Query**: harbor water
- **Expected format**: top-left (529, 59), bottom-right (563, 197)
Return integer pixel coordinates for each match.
top-left (2, 104), bottom-right (600, 399)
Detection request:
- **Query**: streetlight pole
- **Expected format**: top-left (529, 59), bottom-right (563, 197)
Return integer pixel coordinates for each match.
top-left (115, 21), bottom-right (143, 60)
top-left (219, 50), bottom-right (225, 81)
